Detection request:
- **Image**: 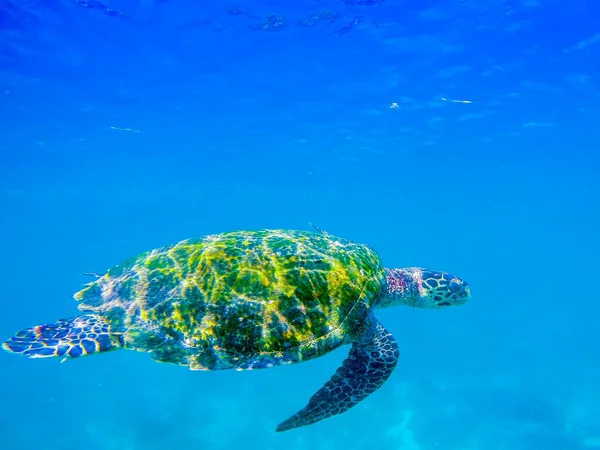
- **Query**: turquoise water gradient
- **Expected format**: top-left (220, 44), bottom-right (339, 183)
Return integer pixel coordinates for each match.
top-left (1, 1), bottom-right (599, 449)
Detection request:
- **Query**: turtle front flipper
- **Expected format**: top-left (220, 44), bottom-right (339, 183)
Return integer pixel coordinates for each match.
top-left (2, 314), bottom-right (121, 359)
top-left (276, 314), bottom-right (399, 432)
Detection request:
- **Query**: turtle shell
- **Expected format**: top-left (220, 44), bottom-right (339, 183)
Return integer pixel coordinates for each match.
top-left (74, 229), bottom-right (385, 370)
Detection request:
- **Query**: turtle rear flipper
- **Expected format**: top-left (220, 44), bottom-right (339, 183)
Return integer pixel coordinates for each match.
top-left (276, 314), bottom-right (399, 432)
top-left (2, 314), bottom-right (120, 359)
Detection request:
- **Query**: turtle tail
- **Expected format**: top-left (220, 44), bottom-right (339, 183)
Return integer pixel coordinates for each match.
top-left (2, 314), bottom-right (121, 360)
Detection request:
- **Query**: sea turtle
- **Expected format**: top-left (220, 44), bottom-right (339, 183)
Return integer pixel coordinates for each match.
top-left (3, 228), bottom-right (472, 431)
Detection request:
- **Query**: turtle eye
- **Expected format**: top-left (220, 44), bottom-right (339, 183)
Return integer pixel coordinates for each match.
top-left (448, 281), bottom-right (462, 293)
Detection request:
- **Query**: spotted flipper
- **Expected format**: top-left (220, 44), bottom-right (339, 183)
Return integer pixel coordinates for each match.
top-left (2, 314), bottom-right (120, 359)
top-left (276, 314), bottom-right (399, 432)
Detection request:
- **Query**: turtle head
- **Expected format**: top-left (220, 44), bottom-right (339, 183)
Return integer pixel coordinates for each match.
top-left (378, 267), bottom-right (472, 309)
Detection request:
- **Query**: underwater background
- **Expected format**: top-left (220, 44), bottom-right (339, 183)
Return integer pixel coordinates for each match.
top-left (0, 1), bottom-right (599, 449)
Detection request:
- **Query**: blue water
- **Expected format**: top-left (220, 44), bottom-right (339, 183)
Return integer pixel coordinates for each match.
top-left (1, 1), bottom-right (599, 449)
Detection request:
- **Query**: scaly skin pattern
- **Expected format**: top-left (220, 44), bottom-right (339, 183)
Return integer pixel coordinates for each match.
top-left (276, 314), bottom-right (399, 432)
top-left (74, 229), bottom-right (385, 370)
top-left (2, 314), bottom-right (117, 358)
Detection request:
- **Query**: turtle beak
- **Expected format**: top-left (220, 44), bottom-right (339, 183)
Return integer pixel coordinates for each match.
top-left (452, 282), bottom-right (472, 305)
